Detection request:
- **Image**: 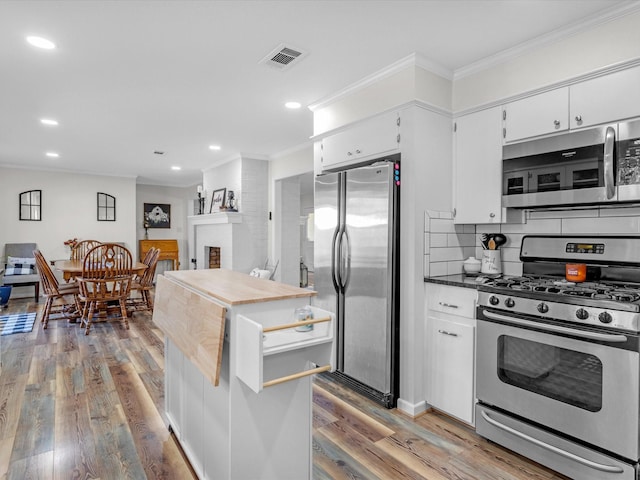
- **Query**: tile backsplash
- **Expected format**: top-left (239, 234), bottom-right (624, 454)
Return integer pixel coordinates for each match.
top-left (424, 205), bottom-right (640, 278)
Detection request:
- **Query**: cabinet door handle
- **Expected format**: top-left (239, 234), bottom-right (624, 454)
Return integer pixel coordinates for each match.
top-left (438, 329), bottom-right (458, 337)
top-left (489, 212), bottom-right (495, 218)
top-left (553, 120), bottom-right (560, 127)
top-left (575, 115), bottom-right (582, 124)
top-left (438, 302), bottom-right (458, 309)
top-left (347, 151), bottom-right (353, 156)
top-left (355, 149), bottom-right (361, 154)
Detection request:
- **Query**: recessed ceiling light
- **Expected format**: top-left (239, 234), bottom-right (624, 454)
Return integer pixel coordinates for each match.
top-left (40, 118), bottom-right (58, 126)
top-left (26, 36), bottom-right (56, 50)
top-left (209, 145), bottom-right (221, 151)
top-left (46, 152), bottom-right (59, 158)
top-left (171, 166), bottom-right (181, 171)
top-left (285, 101), bottom-right (301, 109)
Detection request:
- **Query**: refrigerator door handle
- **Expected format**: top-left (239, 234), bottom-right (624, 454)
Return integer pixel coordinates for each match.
top-left (331, 226), bottom-right (341, 291)
top-left (340, 229), bottom-right (351, 290)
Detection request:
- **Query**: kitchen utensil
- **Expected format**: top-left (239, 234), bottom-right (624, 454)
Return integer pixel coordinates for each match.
top-left (566, 263), bottom-right (587, 282)
top-left (493, 234), bottom-right (507, 249)
top-left (488, 238), bottom-right (496, 250)
top-left (480, 233), bottom-right (489, 250)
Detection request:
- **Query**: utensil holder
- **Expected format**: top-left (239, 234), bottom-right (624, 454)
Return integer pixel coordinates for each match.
top-left (481, 250), bottom-right (502, 275)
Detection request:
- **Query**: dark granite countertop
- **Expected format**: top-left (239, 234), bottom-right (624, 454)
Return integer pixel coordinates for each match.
top-left (424, 274), bottom-right (484, 289)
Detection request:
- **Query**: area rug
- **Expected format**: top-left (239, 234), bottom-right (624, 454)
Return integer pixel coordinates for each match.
top-left (0, 312), bottom-right (37, 335)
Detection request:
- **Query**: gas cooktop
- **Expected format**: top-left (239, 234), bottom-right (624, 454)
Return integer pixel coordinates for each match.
top-left (477, 275), bottom-right (640, 332)
top-left (479, 275), bottom-right (640, 304)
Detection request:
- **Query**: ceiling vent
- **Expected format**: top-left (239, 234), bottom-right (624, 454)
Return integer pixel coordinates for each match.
top-left (259, 43), bottom-right (307, 71)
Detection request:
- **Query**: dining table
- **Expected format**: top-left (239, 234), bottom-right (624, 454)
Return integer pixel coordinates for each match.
top-left (54, 259), bottom-right (148, 282)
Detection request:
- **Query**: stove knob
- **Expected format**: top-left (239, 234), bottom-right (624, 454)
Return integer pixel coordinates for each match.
top-left (576, 308), bottom-right (589, 320)
top-left (599, 312), bottom-right (613, 324)
top-left (489, 296), bottom-right (500, 306)
top-left (504, 298), bottom-right (515, 308)
top-left (537, 303), bottom-right (549, 314)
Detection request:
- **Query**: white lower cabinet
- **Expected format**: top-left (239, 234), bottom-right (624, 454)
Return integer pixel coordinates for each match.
top-left (426, 283), bottom-right (476, 425)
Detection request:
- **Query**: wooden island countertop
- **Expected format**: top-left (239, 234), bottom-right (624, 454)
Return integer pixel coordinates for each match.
top-left (164, 268), bottom-right (316, 305)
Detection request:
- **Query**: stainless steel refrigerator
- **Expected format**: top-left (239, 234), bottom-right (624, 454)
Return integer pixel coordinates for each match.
top-left (313, 155), bottom-right (400, 408)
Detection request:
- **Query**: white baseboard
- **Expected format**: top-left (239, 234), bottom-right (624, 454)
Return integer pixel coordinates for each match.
top-left (397, 397), bottom-right (428, 417)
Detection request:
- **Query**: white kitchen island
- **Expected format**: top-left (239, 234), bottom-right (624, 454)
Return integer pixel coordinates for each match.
top-left (152, 269), bottom-right (335, 480)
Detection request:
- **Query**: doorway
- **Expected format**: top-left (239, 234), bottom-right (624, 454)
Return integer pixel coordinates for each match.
top-left (274, 171), bottom-right (314, 287)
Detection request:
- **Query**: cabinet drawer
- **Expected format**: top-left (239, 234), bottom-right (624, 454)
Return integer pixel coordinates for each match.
top-left (235, 306), bottom-right (335, 393)
top-left (428, 317), bottom-right (475, 424)
top-left (426, 283), bottom-right (477, 318)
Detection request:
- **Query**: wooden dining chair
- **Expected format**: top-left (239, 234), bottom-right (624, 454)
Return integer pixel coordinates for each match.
top-left (141, 246), bottom-right (157, 266)
top-left (33, 250), bottom-right (81, 328)
top-left (70, 240), bottom-right (102, 261)
top-left (77, 243), bottom-right (134, 335)
top-left (128, 247), bottom-right (160, 313)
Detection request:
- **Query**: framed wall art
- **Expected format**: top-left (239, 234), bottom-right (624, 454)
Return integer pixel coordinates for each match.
top-left (144, 203), bottom-right (171, 228)
top-left (19, 189), bottom-right (42, 221)
top-left (97, 192), bottom-right (116, 221)
top-left (210, 188), bottom-right (226, 213)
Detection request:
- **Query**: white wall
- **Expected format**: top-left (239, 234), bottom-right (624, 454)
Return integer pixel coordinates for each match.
top-left (268, 145), bottom-right (314, 269)
top-left (453, 9), bottom-right (640, 112)
top-left (202, 157), bottom-right (242, 213)
top-left (136, 183), bottom-right (193, 272)
top-left (200, 156), bottom-right (269, 273)
top-left (0, 166), bottom-right (136, 297)
top-left (0, 166), bottom-right (136, 261)
top-left (312, 63), bottom-right (452, 135)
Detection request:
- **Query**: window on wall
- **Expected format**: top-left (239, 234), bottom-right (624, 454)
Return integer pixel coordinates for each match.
top-left (97, 192), bottom-right (116, 221)
top-left (19, 190), bottom-right (42, 221)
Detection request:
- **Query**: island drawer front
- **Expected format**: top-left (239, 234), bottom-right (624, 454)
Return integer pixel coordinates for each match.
top-left (235, 306), bottom-right (336, 393)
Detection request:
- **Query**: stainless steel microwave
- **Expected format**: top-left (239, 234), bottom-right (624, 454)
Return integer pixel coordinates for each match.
top-left (502, 119), bottom-right (640, 208)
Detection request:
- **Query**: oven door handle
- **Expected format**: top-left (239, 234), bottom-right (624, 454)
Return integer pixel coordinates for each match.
top-left (483, 310), bottom-right (628, 343)
top-left (480, 411), bottom-right (624, 474)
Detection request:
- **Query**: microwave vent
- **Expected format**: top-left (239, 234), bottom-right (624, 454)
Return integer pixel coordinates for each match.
top-left (260, 44), bottom-right (307, 70)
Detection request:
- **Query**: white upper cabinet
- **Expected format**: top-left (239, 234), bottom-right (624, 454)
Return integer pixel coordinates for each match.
top-left (503, 87), bottom-right (569, 143)
top-left (570, 65), bottom-right (640, 129)
top-left (453, 106), bottom-right (503, 224)
top-left (319, 111), bottom-right (400, 171)
top-left (503, 66), bottom-right (640, 144)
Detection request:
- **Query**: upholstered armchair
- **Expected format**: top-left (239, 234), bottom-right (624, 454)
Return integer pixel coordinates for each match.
top-left (2, 243), bottom-right (40, 302)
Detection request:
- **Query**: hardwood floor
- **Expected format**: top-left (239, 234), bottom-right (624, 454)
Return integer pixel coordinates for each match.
top-left (0, 297), bottom-right (568, 480)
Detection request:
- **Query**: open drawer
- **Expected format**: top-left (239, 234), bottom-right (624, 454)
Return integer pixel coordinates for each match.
top-left (235, 306), bottom-right (336, 393)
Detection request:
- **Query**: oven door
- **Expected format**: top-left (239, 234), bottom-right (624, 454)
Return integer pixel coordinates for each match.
top-left (477, 308), bottom-right (640, 461)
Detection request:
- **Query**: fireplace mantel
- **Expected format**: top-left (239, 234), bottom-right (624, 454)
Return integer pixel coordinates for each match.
top-left (187, 212), bottom-right (242, 226)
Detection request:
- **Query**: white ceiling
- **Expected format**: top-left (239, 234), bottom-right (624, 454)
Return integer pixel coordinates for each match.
top-left (0, 0), bottom-right (636, 187)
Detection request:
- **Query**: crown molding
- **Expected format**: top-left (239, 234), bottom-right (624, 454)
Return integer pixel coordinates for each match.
top-left (0, 162), bottom-right (138, 180)
top-left (453, 56), bottom-right (640, 117)
top-left (269, 140), bottom-right (314, 160)
top-left (308, 52), bottom-right (452, 112)
top-left (203, 152), bottom-right (270, 172)
top-left (453, 2), bottom-right (640, 81)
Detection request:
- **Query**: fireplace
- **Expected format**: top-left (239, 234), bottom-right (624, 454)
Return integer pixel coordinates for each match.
top-left (207, 246), bottom-right (221, 269)
top-left (187, 211), bottom-right (264, 274)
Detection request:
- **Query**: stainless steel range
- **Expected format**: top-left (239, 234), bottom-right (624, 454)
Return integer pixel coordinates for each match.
top-left (476, 235), bottom-right (640, 480)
